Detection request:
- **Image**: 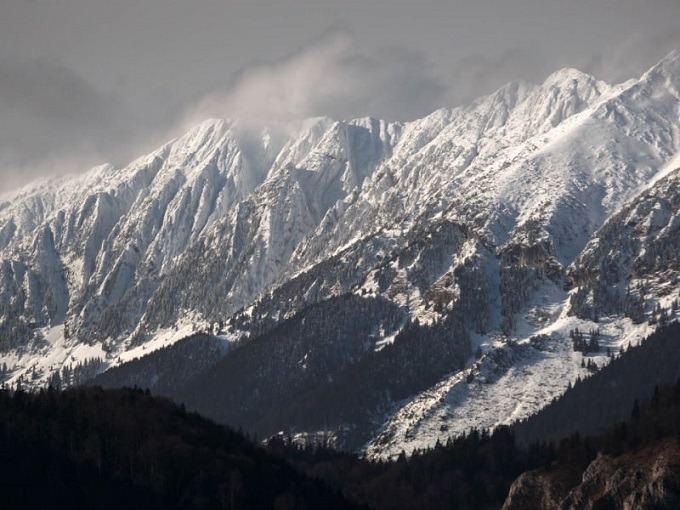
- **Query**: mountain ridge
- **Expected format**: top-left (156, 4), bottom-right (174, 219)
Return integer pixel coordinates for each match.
top-left (2, 50), bottom-right (680, 455)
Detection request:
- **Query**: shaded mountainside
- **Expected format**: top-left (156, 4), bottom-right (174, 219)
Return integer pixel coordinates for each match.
top-left (87, 324), bottom-right (680, 509)
top-left (0, 386), bottom-right (358, 510)
top-left (265, 322), bottom-right (680, 510)
top-left (90, 332), bottom-right (228, 394)
top-left (94, 294), bottom-right (470, 451)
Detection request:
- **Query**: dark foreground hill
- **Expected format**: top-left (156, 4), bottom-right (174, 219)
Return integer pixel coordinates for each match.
top-left (0, 386), bottom-right (356, 510)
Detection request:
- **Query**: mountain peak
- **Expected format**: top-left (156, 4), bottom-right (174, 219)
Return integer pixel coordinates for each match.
top-left (542, 67), bottom-right (599, 87)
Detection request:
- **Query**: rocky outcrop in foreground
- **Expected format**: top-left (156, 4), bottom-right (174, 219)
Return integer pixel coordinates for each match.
top-left (503, 440), bottom-right (680, 510)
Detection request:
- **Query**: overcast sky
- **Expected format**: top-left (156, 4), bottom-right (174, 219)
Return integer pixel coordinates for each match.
top-left (2, 0), bottom-right (680, 190)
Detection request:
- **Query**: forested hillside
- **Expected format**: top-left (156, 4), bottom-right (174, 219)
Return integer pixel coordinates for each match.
top-left (94, 294), bottom-right (470, 450)
top-left (0, 386), bottom-right (356, 510)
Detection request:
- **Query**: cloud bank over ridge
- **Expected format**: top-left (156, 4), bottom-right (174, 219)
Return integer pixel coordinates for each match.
top-left (1, 0), bottom-right (680, 191)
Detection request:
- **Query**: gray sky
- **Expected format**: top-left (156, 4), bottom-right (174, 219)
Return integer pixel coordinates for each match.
top-left (2, 0), bottom-right (680, 190)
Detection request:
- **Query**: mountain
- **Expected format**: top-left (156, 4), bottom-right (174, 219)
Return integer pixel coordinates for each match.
top-left (3, 50), bottom-right (680, 454)
top-left (9, 372), bottom-right (680, 510)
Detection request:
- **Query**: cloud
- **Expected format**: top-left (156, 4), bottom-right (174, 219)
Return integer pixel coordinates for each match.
top-left (0, 34), bottom-right (450, 192)
top-left (3, 24), bottom-right (679, 194)
top-left (444, 48), bottom-right (552, 106)
top-left (580, 27), bottom-right (680, 83)
top-left (187, 32), bottom-right (447, 125)
top-left (437, 27), bottom-right (680, 109)
top-left (0, 57), bottom-right (184, 192)
top-left (0, 58), bottom-right (124, 187)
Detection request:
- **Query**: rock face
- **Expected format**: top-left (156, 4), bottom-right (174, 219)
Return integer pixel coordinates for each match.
top-left (3, 51), bottom-right (680, 454)
top-left (502, 471), bottom-right (564, 510)
top-left (503, 441), bottom-right (680, 510)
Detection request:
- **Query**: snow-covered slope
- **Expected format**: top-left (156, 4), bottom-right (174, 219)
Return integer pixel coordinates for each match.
top-left (2, 50), bottom-right (680, 456)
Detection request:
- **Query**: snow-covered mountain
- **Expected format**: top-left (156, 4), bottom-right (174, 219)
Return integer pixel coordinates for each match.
top-left (2, 50), bottom-right (680, 455)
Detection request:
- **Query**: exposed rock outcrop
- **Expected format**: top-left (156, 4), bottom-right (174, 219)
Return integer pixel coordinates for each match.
top-left (503, 440), bottom-right (680, 510)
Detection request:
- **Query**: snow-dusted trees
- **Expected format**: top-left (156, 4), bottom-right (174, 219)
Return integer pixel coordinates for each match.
top-left (567, 171), bottom-right (680, 323)
top-left (569, 327), bottom-right (600, 354)
top-left (93, 333), bottom-right (225, 394)
top-left (499, 221), bottom-right (563, 334)
top-left (56, 357), bottom-right (105, 388)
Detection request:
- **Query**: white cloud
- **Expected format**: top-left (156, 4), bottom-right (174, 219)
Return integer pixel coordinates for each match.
top-left (187, 32), bottom-right (446, 125)
top-left (581, 27), bottom-right (680, 83)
